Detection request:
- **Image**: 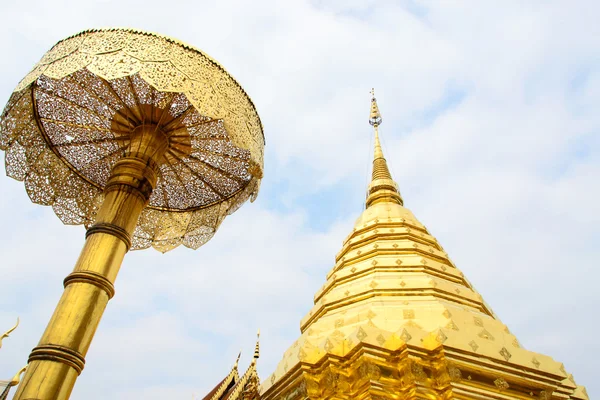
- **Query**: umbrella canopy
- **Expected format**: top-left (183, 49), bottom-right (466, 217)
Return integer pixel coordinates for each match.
top-left (0, 28), bottom-right (264, 252)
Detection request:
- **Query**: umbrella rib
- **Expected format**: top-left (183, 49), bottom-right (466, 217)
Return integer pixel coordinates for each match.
top-left (162, 155), bottom-right (195, 207)
top-left (39, 118), bottom-right (132, 136)
top-left (34, 86), bottom-right (130, 131)
top-left (69, 74), bottom-right (137, 129)
top-left (184, 152), bottom-right (246, 185)
top-left (169, 134), bottom-right (226, 140)
top-left (97, 77), bottom-right (141, 126)
top-left (53, 137), bottom-right (127, 147)
top-left (1, 89), bottom-right (29, 119)
top-left (157, 171), bottom-right (172, 212)
top-left (169, 149), bottom-right (225, 200)
top-left (25, 141), bottom-right (51, 180)
top-left (194, 147), bottom-right (249, 162)
top-left (164, 118), bottom-right (219, 137)
top-left (126, 76), bottom-right (144, 124)
top-left (3, 90), bottom-right (43, 147)
top-left (5, 117), bottom-right (34, 149)
top-left (77, 142), bottom-right (128, 171)
top-left (162, 104), bottom-right (197, 132)
top-left (39, 118), bottom-right (112, 132)
top-left (180, 118), bottom-right (219, 130)
top-left (154, 93), bottom-right (177, 132)
top-left (162, 155), bottom-right (202, 240)
top-left (34, 85), bottom-right (109, 125)
top-left (149, 86), bottom-right (161, 129)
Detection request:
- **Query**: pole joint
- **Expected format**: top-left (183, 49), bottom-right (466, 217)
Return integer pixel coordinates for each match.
top-left (63, 270), bottom-right (116, 299)
top-left (85, 222), bottom-right (132, 251)
top-left (28, 345), bottom-right (86, 375)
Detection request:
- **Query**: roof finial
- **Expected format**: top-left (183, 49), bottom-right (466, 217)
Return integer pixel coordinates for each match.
top-left (366, 90), bottom-right (403, 208)
top-left (9, 365), bottom-right (27, 387)
top-left (234, 351), bottom-right (241, 368)
top-left (253, 329), bottom-right (260, 360)
top-left (0, 317), bottom-right (19, 349)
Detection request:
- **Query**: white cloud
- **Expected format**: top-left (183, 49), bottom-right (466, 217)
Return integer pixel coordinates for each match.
top-left (0, 0), bottom-right (598, 399)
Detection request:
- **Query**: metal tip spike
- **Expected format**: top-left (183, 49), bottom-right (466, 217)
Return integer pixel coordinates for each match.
top-left (254, 330), bottom-right (260, 359)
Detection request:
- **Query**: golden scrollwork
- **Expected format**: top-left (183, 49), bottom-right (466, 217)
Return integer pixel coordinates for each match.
top-left (9, 366), bottom-right (27, 387)
top-left (0, 28), bottom-right (264, 252)
top-left (0, 318), bottom-right (25, 400)
top-left (0, 318), bottom-right (19, 349)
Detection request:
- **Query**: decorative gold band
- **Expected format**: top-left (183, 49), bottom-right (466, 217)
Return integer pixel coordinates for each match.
top-left (86, 222), bottom-right (132, 250)
top-left (28, 345), bottom-right (86, 375)
top-left (63, 271), bottom-right (116, 299)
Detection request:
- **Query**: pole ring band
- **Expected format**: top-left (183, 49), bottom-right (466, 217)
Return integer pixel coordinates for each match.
top-left (64, 271), bottom-right (116, 299)
top-left (28, 345), bottom-right (86, 375)
top-left (86, 222), bottom-right (132, 250)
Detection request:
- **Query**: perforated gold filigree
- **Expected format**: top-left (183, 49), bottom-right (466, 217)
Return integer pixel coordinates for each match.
top-left (0, 29), bottom-right (264, 252)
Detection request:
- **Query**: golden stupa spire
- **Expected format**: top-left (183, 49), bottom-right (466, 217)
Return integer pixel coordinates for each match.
top-left (261, 95), bottom-right (588, 400)
top-left (366, 89), bottom-right (403, 208)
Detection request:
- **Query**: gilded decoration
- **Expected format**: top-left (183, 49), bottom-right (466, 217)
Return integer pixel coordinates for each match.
top-left (203, 333), bottom-right (261, 400)
top-left (0, 319), bottom-right (27, 400)
top-left (0, 28), bottom-right (264, 252)
top-left (0, 318), bottom-right (19, 349)
top-left (1, 28), bottom-right (265, 400)
top-left (259, 93), bottom-right (588, 400)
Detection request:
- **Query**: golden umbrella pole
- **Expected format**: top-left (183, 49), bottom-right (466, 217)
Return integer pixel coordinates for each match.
top-left (0, 29), bottom-right (265, 400)
top-left (15, 127), bottom-right (167, 399)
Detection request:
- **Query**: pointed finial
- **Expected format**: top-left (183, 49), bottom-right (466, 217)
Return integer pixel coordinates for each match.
top-left (369, 88), bottom-right (382, 127)
top-left (0, 317), bottom-right (19, 349)
top-left (253, 329), bottom-right (260, 360)
top-left (365, 91), bottom-right (403, 208)
top-left (234, 351), bottom-right (241, 368)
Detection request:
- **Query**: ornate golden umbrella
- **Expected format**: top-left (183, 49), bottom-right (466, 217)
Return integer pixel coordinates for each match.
top-left (0, 28), bottom-right (264, 399)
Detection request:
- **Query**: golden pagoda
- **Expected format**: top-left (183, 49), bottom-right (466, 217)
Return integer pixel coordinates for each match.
top-left (259, 92), bottom-right (588, 400)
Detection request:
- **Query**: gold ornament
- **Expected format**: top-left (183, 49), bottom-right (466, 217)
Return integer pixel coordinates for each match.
top-left (1, 28), bottom-right (264, 252)
top-left (1, 28), bottom-right (264, 400)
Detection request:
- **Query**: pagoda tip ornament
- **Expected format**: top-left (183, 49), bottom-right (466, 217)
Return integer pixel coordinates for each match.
top-left (369, 88), bottom-right (382, 126)
top-left (0, 28), bottom-right (265, 400)
top-left (366, 90), bottom-right (402, 208)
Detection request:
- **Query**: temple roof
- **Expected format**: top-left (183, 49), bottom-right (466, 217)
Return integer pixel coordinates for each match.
top-left (260, 92), bottom-right (588, 399)
top-left (202, 363), bottom-right (239, 400)
top-left (203, 333), bottom-right (261, 400)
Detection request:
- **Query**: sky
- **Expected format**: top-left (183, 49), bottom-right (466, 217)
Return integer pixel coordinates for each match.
top-left (0, 0), bottom-right (598, 398)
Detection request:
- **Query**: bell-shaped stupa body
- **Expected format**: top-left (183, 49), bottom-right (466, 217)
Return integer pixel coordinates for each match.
top-left (260, 93), bottom-right (588, 399)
